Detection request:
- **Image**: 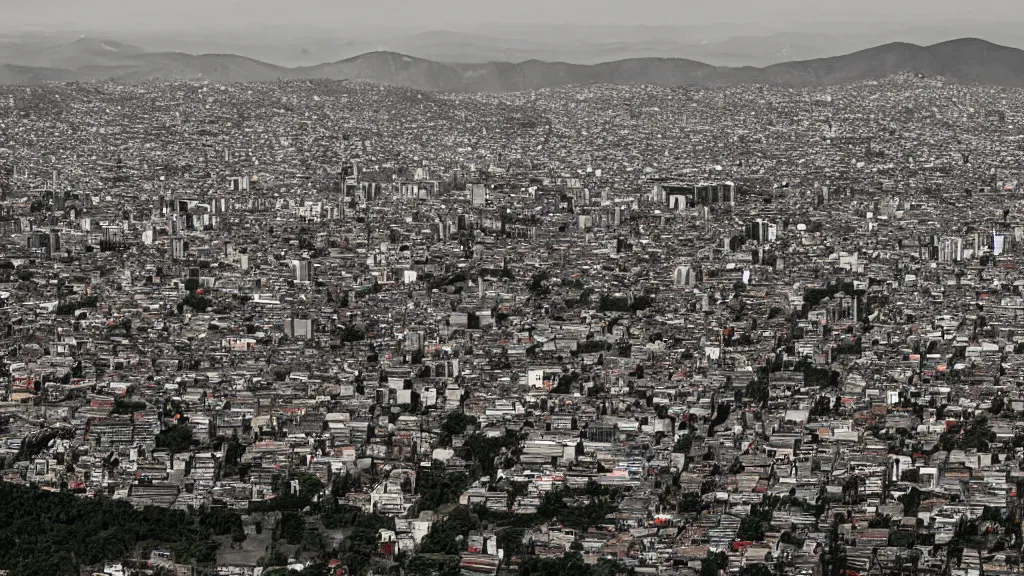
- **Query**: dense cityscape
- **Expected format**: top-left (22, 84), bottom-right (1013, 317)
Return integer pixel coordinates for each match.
top-left (1, 72), bottom-right (1023, 576)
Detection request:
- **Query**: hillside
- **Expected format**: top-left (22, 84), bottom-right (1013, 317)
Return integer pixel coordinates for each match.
top-left (297, 39), bottom-right (1024, 90)
top-left (0, 63), bottom-right (73, 85)
top-left (112, 53), bottom-right (290, 83)
top-left (37, 37), bottom-right (147, 69)
top-left (0, 37), bottom-right (1022, 90)
top-left (299, 52), bottom-right (466, 91)
top-left (731, 42), bottom-right (943, 86)
top-left (727, 39), bottom-right (1024, 87)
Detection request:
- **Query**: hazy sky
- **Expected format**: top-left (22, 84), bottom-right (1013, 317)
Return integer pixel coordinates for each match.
top-left (6, 0), bottom-right (1023, 31)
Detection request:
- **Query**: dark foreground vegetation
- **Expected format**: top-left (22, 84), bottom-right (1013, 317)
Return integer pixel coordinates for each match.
top-left (0, 482), bottom-right (243, 576)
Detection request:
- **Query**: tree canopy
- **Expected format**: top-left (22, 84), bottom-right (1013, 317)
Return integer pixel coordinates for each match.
top-left (0, 482), bottom-right (243, 576)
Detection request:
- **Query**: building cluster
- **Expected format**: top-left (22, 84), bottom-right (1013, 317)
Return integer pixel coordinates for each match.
top-left (1, 74), bottom-right (1024, 576)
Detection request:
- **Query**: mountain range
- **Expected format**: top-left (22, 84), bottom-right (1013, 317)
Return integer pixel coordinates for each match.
top-left (1, 37), bottom-right (1022, 91)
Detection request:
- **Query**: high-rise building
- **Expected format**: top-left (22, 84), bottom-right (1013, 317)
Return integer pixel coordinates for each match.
top-left (746, 219), bottom-right (778, 243)
top-left (654, 181), bottom-right (736, 209)
top-left (406, 331), bottom-right (424, 353)
top-left (284, 318), bottom-right (314, 340)
top-left (48, 230), bottom-right (61, 258)
top-left (27, 230), bottom-right (58, 257)
top-left (228, 176), bottom-right (250, 191)
top-left (470, 184), bottom-right (486, 206)
top-left (673, 265), bottom-right (698, 288)
top-left (171, 238), bottom-right (186, 261)
top-left (993, 233), bottom-right (1006, 256)
top-left (936, 236), bottom-right (963, 262)
top-left (294, 259), bottom-right (314, 283)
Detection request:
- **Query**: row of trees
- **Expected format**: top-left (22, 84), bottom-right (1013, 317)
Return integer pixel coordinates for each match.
top-left (54, 295), bottom-right (100, 315)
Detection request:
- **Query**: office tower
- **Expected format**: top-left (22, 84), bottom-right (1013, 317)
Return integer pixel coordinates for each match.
top-left (993, 233), bottom-right (1006, 256)
top-left (406, 331), bottom-right (424, 353)
top-left (674, 265), bottom-right (697, 288)
top-left (295, 259), bottom-right (314, 283)
top-left (48, 230), bottom-right (60, 258)
top-left (171, 238), bottom-right (186, 261)
top-left (284, 318), bottom-right (314, 340)
top-left (470, 184), bottom-right (486, 206)
top-left (228, 176), bottom-right (250, 191)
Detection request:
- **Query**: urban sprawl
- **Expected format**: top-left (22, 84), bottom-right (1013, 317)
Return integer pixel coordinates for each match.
top-left (1, 73), bottom-right (1023, 576)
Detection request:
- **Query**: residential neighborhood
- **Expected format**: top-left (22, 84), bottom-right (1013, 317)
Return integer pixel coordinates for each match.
top-left (0, 74), bottom-right (1023, 576)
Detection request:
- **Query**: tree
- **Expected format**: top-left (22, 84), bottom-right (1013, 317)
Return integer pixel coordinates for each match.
top-left (739, 564), bottom-right (774, 576)
top-left (258, 550), bottom-right (288, 568)
top-left (458, 430), bottom-right (524, 479)
top-left (900, 469), bottom-right (920, 483)
top-left (293, 471), bottom-right (325, 500)
top-left (520, 552), bottom-right (593, 576)
top-left (673, 434), bottom-right (694, 454)
top-left (111, 399), bottom-right (147, 414)
top-left (0, 482), bottom-right (240, 575)
top-left (679, 492), bottom-right (705, 513)
top-left (419, 506), bottom-right (480, 554)
top-left (529, 271), bottom-right (551, 296)
top-left (322, 504), bottom-right (394, 533)
top-left (804, 366), bottom-right (839, 389)
top-left (339, 324), bottom-right (367, 343)
top-left (809, 395), bottom-right (834, 418)
top-left (536, 485), bottom-right (619, 532)
top-left (738, 516), bottom-right (767, 541)
top-left (54, 295), bottom-right (100, 316)
top-left (439, 412), bottom-right (478, 447)
top-left (155, 424), bottom-right (197, 453)
top-left (899, 487), bottom-right (922, 517)
top-left (223, 434), bottom-right (245, 467)
top-left (276, 511), bottom-right (305, 545)
top-left (991, 396), bottom-right (1006, 415)
top-left (180, 292), bottom-right (212, 312)
top-left (700, 551), bottom-right (729, 576)
top-left (417, 462), bottom-right (470, 510)
top-left (497, 527), bottom-right (526, 557)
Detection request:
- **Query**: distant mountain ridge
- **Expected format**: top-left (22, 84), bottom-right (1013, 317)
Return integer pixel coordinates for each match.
top-left (1, 37), bottom-right (1023, 90)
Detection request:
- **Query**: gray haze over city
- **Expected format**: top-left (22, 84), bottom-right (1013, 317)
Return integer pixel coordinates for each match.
top-left (4, 0), bottom-right (1024, 67)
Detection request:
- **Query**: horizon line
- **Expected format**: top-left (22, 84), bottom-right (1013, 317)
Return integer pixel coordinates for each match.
top-left (0, 36), bottom-right (1009, 73)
